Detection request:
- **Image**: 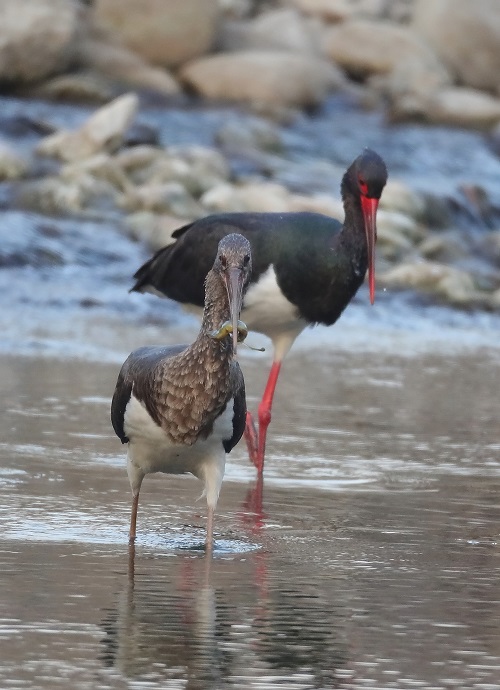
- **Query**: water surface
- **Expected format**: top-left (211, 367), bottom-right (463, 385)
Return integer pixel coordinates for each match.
top-left (1, 345), bottom-right (500, 689)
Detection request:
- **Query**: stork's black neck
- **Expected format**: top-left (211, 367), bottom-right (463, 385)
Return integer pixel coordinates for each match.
top-left (336, 168), bottom-right (368, 268)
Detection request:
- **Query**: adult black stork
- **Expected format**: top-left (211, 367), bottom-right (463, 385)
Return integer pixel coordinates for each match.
top-left (111, 234), bottom-right (252, 552)
top-left (131, 149), bottom-right (388, 474)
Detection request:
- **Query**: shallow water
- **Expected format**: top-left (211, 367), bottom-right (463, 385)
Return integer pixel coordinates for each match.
top-left (1, 343), bottom-right (500, 689)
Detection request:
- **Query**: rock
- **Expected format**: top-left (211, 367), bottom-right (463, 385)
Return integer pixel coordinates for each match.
top-left (125, 211), bottom-right (188, 250)
top-left (377, 209), bottom-right (425, 243)
top-left (30, 72), bottom-right (115, 103)
top-left (36, 93), bottom-right (139, 162)
top-left (60, 153), bottom-right (132, 193)
top-left (380, 261), bottom-right (479, 305)
top-left (418, 233), bottom-right (469, 263)
top-left (215, 118), bottom-right (284, 153)
top-left (285, 0), bottom-right (352, 22)
top-left (321, 19), bottom-right (449, 95)
top-left (219, 8), bottom-right (319, 55)
top-left (78, 31), bottom-right (181, 96)
top-left (169, 146), bottom-right (230, 182)
top-left (118, 145), bottom-right (230, 196)
top-left (288, 193), bottom-right (344, 218)
top-left (412, 0), bottom-right (500, 95)
top-left (15, 177), bottom-right (87, 215)
top-left (114, 146), bottom-right (164, 175)
top-left (180, 51), bottom-right (344, 108)
top-left (0, 140), bottom-right (29, 181)
top-left (201, 181), bottom-right (290, 213)
top-left (120, 181), bottom-right (204, 217)
top-left (423, 88), bottom-right (500, 129)
top-left (93, 0), bottom-right (219, 67)
top-left (0, 0), bottom-right (83, 84)
top-left (377, 230), bottom-right (414, 262)
top-left (218, 0), bottom-right (253, 19)
top-left (380, 180), bottom-right (426, 220)
top-left (376, 210), bottom-right (423, 261)
top-left (487, 288), bottom-right (500, 310)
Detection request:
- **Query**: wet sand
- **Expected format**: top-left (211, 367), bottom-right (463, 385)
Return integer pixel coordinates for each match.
top-left (1, 339), bottom-right (500, 689)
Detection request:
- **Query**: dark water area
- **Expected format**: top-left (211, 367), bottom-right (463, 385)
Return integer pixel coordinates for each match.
top-left (1, 94), bottom-right (500, 688)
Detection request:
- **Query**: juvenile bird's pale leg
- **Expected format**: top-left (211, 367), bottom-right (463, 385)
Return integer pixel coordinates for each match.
top-left (206, 506), bottom-right (214, 555)
top-left (129, 491), bottom-right (140, 544)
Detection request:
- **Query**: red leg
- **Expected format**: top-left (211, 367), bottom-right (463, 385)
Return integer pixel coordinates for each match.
top-left (244, 411), bottom-right (259, 466)
top-left (254, 361), bottom-right (282, 474)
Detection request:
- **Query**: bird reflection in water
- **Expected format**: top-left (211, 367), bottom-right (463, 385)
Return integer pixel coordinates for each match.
top-left (100, 537), bottom-right (349, 688)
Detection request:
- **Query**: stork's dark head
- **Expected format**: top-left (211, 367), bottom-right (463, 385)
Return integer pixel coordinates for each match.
top-left (344, 149), bottom-right (388, 305)
top-left (213, 233), bottom-right (252, 353)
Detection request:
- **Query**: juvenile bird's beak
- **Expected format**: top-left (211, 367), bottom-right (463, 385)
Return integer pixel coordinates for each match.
top-left (360, 196), bottom-right (379, 305)
top-left (224, 267), bottom-right (245, 354)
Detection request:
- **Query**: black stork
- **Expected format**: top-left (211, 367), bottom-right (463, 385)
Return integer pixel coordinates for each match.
top-left (111, 233), bottom-right (252, 552)
top-left (131, 149), bottom-right (388, 474)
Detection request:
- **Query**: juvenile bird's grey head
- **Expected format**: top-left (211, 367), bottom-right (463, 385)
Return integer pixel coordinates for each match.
top-left (212, 233), bottom-right (252, 353)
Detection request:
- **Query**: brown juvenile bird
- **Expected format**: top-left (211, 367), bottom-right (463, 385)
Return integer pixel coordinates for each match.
top-left (111, 233), bottom-right (252, 552)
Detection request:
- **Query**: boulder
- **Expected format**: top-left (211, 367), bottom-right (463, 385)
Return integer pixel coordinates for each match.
top-left (219, 0), bottom-right (253, 19)
top-left (380, 261), bottom-right (479, 305)
top-left (219, 8), bottom-right (319, 55)
top-left (15, 177), bottom-right (88, 215)
top-left (418, 233), bottom-right (469, 264)
top-left (321, 19), bottom-right (449, 95)
top-left (78, 32), bottom-right (180, 95)
top-left (36, 93), bottom-right (139, 162)
top-left (180, 51), bottom-right (344, 108)
top-left (412, 0), bottom-right (500, 94)
top-left (215, 119), bottom-right (284, 154)
top-left (93, 0), bottom-right (219, 68)
top-left (285, 0), bottom-right (352, 22)
top-left (125, 211), bottom-right (189, 250)
top-left (117, 145), bottom-right (229, 196)
top-left (0, 140), bottom-right (29, 181)
top-left (379, 180), bottom-right (426, 220)
top-left (31, 73), bottom-right (116, 103)
top-left (114, 146), bottom-right (163, 175)
top-left (377, 209), bottom-right (425, 244)
top-left (60, 153), bottom-right (131, 193)
top-left (423, 88), bottom-right (500, 129)
top-left (0, 0), bottom-right (83, 84)
top-left (288, 193), bottom-right (344, 218)
top-left (120, 181), bottom-right (204, 217)
top-left (201, 181), bottom-right (290, 213)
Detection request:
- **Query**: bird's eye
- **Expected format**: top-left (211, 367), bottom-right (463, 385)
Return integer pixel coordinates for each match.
top-left (358, 176), bottom-right (369, 196)
top-left (220, 255), bottom-right (227, 268)
top-left (243, 254), bottom-right (250, 266)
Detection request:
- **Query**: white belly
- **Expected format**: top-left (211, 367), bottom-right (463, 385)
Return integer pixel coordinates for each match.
top-left (124, 394), bottom-right (234, 508)
top-left (242, 265), bottom-right (301, 335)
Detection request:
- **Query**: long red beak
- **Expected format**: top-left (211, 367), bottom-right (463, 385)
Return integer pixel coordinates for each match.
top-left (360, 196), bottom-right (379, 305)
top-left (224, 267), bottom-right (245, 354)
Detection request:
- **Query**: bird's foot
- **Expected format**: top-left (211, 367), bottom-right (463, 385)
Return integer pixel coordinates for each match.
top-left (210, 320), bottom-right (248, 343)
